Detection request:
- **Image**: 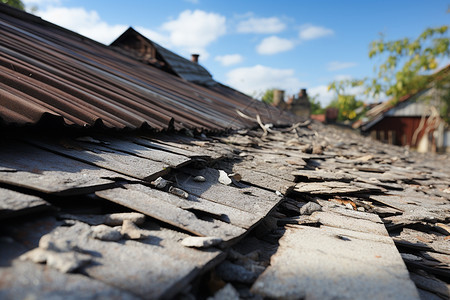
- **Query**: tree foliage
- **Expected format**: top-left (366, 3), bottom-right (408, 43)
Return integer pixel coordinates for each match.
top-left (366, 26), bottom-right (450, 102)
top-left (434, 72), bottom-right (450, 124)
top-left (327, 79), bottom-right (366, 121)
top-left (1, 0), bottom-right (25, 10)
top-left (327, 25), bottom-right (450, 123)
top-left (261, 88), bottom-right (274, 104)
top-left (309, 95), bottom-right (325, 115)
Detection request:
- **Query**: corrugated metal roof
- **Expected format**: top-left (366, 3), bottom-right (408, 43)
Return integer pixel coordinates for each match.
top-left (0, 4), bottom-right (296, 131)
top-left (385, 89), bottom-right (439, 117)
top-left (361, 88), bottom-right (439, 131)
top-left (361, 64), bottom-right (450, 131)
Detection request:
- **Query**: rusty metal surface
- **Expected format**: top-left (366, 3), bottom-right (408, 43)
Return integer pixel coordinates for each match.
top-left (0, 4), bottom-right (296, 131)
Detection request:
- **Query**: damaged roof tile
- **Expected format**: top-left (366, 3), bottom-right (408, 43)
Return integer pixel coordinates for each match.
top-left (0, 3), bottom-right (449, 300)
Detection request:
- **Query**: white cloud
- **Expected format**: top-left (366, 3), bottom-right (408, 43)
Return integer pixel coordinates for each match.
top-left (256, 36), bottom-right (294, 55)
top-left (23, 0), bottom-right (60, 6)
top-left (36, 6), bottom-right (127, 44)
top-left (299, 24), bottom-right (334, 40)
top-left (215, 54), bottom-right (243, 66)
top-left (135, 26), bottom-right (170, 46)
top-left (35, 6), bottom-right (226, 60)
top-left (309, 79), bottom-right (369, 107)
top-left (327, 61), bottom-right (357, 71)
top-left (188, 48), bottom-right (211, 61)
top-left (308, 85), bottom-right (335, 106)
top-left (237, 17), bottom-right (286, 34)
top-left (161, 10), bottom-right (226, 57)
top-left (226, 65), bottom-right (303, 96)
top-left (334, 74), bottom-right (353, 81)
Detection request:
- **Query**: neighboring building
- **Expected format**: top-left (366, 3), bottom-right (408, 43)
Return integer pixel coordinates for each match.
top-left (111, 27), bottom-right (217, 87)
top-left (325, 107), bottom-right (338, 123)
top-left (272, 89), bottom-right (287, 110)
top-left (272, 88), bottom-right (311, 120)
top-left (290, 88), bottom-right (311, 119)
top-left (361, 67), bottom-right (450, 153)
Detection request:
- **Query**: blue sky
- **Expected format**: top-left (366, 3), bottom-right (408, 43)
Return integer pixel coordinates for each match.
top-left (23, 0), bottom-right (449, 105)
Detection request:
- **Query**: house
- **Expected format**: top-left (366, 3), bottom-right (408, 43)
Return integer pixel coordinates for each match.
top-left (110, 27), bottom-right (217, 87)
top-left (289, 88), bottom-right (311, 119)
top-left (271, 88), bottom-right (311, 120)
top-left (0, 4), bottom-right (449, 300)
top-left (361, 65), bottom-right (450, 153)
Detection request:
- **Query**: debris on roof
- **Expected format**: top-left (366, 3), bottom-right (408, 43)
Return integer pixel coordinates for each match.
top-left (2, 122), bottom-right (450, 299)
top-left (0, 3), bottom-right (449, 300)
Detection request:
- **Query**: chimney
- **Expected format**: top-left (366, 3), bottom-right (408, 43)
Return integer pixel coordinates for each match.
top-left (273, 89), bottom-right (285, 106)
top-left (191, 54), bottom-right (199, 63)
top-left (299, 88), bottom-right (307, 98)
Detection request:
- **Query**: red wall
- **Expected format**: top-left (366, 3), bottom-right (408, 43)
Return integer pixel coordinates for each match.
top-left (369, 116), bottom-right (428, 147)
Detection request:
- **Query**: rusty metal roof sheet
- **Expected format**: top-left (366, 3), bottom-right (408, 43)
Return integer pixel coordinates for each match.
top-left (0, 4), bottom-right (295, 131)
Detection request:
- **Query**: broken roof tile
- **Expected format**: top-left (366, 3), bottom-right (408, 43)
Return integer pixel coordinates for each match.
top-left (0, 3), bottom-right (449, 300)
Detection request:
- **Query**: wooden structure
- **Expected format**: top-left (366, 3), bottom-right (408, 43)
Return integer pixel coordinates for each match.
top-left (111, 27), bottom-right (217, 86)
top-left (361, 66), bottom-right (450, 153)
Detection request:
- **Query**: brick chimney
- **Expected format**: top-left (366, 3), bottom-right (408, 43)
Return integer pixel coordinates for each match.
top-left (273, 89), bottom-right (285, 106)
top-left (191, 54), bottom-right (199, 63)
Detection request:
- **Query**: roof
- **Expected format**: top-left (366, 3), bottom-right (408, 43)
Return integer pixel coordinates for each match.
top-left (2, 124), bottom-right (449, 299)
top-left (111, 27), bottom-right (217, 87)
top-left (361, 64), bottom-right (450, 131)
top-left (1, 4), bottom-right (449, 300)
top-left (0, 4), bottom-right (294, 131)
top-left (152, 39), bottom-right (217, 87)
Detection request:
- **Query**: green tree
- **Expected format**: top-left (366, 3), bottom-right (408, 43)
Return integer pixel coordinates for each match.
top-left (328, 79), bottom-right (366, 121)
top-left (366, 26), bottom-right (450, 102)
top-left (261, 88), bottom-right (274, 104)
top-left (309, 95), bottom-right (325, 115)
top-left (327, 25), bottom-right (450, 123)
top-left (1, 0), bottom-right (25, 10)
top-left (434, 70), bottom-right (450, 124)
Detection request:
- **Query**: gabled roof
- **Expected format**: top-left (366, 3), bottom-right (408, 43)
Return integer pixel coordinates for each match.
top-left (111, 27), bottom-right (217, 87)
top-left (361, 64), bottom-right (450, 131)
top-left (0, 4), bottom-right (294, 131)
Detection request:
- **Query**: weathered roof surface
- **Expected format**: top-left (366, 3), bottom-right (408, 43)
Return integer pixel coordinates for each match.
top-left (1, 123), bottom-right (450, 299)
top-left (1, 4), bottom-right (450, 300)
top-left (252, 225), bottom-right (419, 300)
top-left (0, 4), bottom-right (294, 131)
